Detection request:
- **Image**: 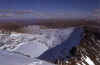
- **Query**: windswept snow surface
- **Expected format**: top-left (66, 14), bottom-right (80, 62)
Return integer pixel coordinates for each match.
top-left (0, 26), bottom-right (84, 65)
top-left (27, 59), bottom-right (55, 65)
top-left (0, 27), bottom-right (75, 50)
top-left (0, 50), bottom-right (55, 65)
top-left (0, 50), bottom-right (33, 65)
top-left (0, 27), bottom-right (78, 58)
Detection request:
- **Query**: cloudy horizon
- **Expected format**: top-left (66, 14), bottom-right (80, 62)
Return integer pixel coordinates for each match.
top-left (0, 0), bottom-right (99, 19)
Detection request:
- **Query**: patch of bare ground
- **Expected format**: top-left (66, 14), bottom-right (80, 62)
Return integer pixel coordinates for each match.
top-left (0, 19), bottom-right (99, 33)
top-left (0, 22), bottom-right (25, 33)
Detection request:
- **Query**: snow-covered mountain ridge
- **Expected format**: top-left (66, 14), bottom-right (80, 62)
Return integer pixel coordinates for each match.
top-left (0, 27), bottom-right (75, 52)
top-left (0, 26), bottom-right (84, 65)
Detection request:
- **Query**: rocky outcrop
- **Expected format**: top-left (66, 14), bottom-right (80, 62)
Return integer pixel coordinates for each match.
top-left (56, 28), bottom-right (100, 65)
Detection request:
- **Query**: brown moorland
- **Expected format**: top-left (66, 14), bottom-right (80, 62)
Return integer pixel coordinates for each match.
top-left (0, 19), bottom-right (99, 33)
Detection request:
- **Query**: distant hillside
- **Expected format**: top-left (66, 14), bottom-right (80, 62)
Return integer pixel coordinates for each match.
top-left (0, 22), bottom-right (25, 33)
top-left (0, 19), bottom-right (100, 33)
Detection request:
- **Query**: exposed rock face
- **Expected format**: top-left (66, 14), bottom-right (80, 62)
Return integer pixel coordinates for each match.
top-left (77, 29), bottom-right (100, 65)
top-left (56, 28), bottom-right (100, 65)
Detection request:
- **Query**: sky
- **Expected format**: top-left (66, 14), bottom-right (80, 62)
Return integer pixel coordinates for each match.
top-left (0, 0), bottom-right (99, 19)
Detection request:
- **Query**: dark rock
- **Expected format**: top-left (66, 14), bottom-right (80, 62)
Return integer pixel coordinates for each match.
top-left (62, 27), bottom-right (100, 65)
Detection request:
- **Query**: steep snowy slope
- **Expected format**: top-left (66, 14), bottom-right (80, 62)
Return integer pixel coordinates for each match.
top-left (0, 26), bottom-right (84, 65)
top-left (0, 27), bottom-right (79, 58)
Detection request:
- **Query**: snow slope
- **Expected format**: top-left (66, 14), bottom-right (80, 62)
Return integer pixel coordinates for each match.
top-left (0, 27), bottom-right (78, 58)
top-left (0, 26), bottom-right (84, 65)
top-left (0, 50), bottom-right (55, 65)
